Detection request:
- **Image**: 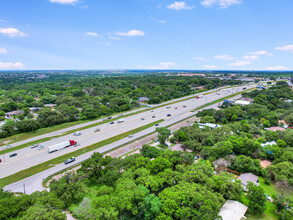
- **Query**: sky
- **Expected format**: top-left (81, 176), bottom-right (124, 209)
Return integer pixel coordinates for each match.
top-left (0, 0), bottom-right (293, 70)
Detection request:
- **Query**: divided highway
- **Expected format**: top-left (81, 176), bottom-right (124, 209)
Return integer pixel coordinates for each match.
top-left (2, 84), bottom-right (257, 193)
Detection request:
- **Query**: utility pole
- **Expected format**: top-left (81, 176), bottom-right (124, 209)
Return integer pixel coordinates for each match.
top-left (23, 183), bottom-right (26, 194)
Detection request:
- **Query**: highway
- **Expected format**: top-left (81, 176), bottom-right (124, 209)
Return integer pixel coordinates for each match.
top-left (3, 92), bottom-right (245, 194)
top-left (0, 84), bottom-right (255, 180)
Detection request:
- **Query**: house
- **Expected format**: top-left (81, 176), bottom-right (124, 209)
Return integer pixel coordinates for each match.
top-left (235, 97), bottom-right (254, 106)
top-left (44, 104), bottom-right (56, 110)
top-left (261, 141), bottom-right (276, 148)
top-left (219, 200), bottom-right (248, 220)
top-left (138, 97), bottom-right (149, 102)
top-left (198, 123), bottom-right (221, 129)
top-left (279, 120), bottom-right (289, 128)
top-left (5, 110), bottom-right (24, 118)
top-left (238, 173), bottom-right (259, 189)
top-left (284, 99), bottom-right (292, 103)
top-left (267, 127), bottom-right (286, 132)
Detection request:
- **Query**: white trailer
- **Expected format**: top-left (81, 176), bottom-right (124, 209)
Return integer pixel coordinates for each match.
top-left (48, 140), bottom-right (77, 153)
top-left (118, 118), bottom-right (125, 123)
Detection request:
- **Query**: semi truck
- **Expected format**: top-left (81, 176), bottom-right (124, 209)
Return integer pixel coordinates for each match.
top-left (48, 140), bottom-right (77, 153)
top-left (118, 118), bottom-right (124, 123)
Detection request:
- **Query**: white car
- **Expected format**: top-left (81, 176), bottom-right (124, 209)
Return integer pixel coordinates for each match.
top-left (37, 145), bottom-right (45, 150)
top-left (73, 132), bottom-right (82, 136)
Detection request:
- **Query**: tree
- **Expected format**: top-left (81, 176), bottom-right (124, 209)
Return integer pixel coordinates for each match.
top-left (21, 205), bottom-right (66, 220)
top-left (231, 155), bottom-right (262, 175)
top-left (141, 145), bottom-right (162, 158)
top-left (158, 182), bottom-right (225, 219)
top-left (246, 182), bottom-right (266, 214)
top-left (200, 115), bottom-right (216, 123)
top-left (156, 127), bottom-right (171, 146)
top-left (15, 119), bottom-right (40, 132)
top-left (231, 114), bottom-right (238, 121)
top-left (284, 113), bottom-right (293, 125)
top-left (147, 157), bottom-right (172, 174)
top-left (50, 172), bottom-right (85, 207)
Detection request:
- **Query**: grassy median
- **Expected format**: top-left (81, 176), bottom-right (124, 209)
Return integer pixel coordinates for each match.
top-left (0, 119), bottom-right (164, 188)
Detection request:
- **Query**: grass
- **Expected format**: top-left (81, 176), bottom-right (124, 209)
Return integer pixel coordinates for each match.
top-left (0, 119), bottom-right (163, 188)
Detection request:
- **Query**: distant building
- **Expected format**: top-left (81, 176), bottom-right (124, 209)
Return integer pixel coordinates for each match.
top-left (261, 141), bottom-right (276, 148)
top-left (238, 173), bottom-right (259, 189)
top-left (235, 97), bottom-right (253, 106)
top-left (44, 104), bottom-right (57, 110)
top-left (138, 97), bottom-right (149, 102)
top-left (279, 120), bottom-right (289, 128)
top-left (5, 110), bottom-right (24, 118)
top-left (267, 127), bottom-right (286, 132)
top-left (219, 200), bottom-right (248, 220)
top-left (198, 123), bottom-right (221, 129)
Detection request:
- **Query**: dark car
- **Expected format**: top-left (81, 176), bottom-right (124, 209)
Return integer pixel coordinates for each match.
top-left (64, 157), bottom-right (75, 164)
top-left (9, 153), bottom-right (17, 158)
top-left (183, 106), bottom-right (186, 108)
top-left (167, 114), bottom-right (171, 117)
top-left (152, 116), bottom-right (156, 118)
top-left (155, 123), bottom-right (159, 126)
top-left (108, 117), bottom-right (112, 119)
top-left (0, 159), bottom-right (2, 163)
top-left (109, 121), bottom-right (115, 124)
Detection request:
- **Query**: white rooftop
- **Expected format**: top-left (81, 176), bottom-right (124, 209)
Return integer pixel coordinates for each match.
top-left (219, 200), bottom-right (248, 220)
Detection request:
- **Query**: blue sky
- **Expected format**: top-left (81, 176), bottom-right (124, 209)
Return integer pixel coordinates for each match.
top-left (0, 0), bottom-right (293, 70)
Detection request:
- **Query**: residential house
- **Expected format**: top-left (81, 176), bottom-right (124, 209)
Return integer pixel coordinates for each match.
top-left (238, 173), bottom-right (259, 190)
top-left (219, 200), bottom-right (248, 220)
top-left (5, 110), bottom-right (24, 118)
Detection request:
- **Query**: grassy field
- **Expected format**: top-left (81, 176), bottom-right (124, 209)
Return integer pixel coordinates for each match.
top-left (0, 119), bottom-right (163, 188)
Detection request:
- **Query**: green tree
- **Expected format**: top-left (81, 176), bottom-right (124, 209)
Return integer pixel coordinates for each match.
top-left (156, 127), bottom-right (171, 146)
top-left (246, 182), bottom-right (266, 214)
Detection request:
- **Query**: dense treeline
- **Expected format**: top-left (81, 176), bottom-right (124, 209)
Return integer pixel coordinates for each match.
top-left (0, 75), bottom-right (242, 138)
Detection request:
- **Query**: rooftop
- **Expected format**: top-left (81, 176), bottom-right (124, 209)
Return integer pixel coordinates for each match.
top-left (219, 200), bottom-right (248, 220)
top-left (238, 173), bottom-right (259, 186)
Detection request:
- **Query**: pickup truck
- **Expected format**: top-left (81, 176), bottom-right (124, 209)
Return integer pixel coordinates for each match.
top-left (64, 157), bottom-right (75, 164)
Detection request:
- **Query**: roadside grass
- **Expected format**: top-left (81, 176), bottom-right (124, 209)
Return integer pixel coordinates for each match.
top-left (0, 120), bottom-right (163, 188)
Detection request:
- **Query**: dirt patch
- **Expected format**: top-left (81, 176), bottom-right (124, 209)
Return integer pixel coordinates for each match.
top-left (46, 165), bottom-right (81, 186)
top-left (261, 160), bottom-right (272, 168)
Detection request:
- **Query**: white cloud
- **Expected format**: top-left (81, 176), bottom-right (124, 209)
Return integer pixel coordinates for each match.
top-left (167, 1), bottom-right (193, 10)
top-left (160, 62), bottom-right (176, 67)
top-left (242, 55), bottom-right (259, 61)
top-left (0, 62), bottom-right (25, 70)
top-left (266, 66), bottom-right (289, 70)
top-left (85, 32), bottom-right (99, 37)
top-left (214, 54), bottom-right (234, 60)
top-left (228, 60), bottom-right (250, 66)
top-left (247, 50), bottom-right (272, 56)
top-left (151, 18), bottom-right (167, 23)
top-left (49, 0), bottom-right (78, 4)
top-left (275, 45), bottom-right (293, 53)
top-left (97, 42), bottom-right (111, 47)
top-left (0, 27), bottom-right (27, 37)
top-left (193, 57), bottom-right (209, 61)
top-left (0, 48), bottom-right (7, 54)
top-left (201, 0), bottom-right (241, 8)
top-left (203, 65), bottom-right (217, 69)
top-left (116, 30), bottom-right (145, 37)
top-left (108, 36), bottom-right (121, 40)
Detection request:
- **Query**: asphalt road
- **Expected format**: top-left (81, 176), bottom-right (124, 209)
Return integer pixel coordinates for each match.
top-left (2, 84), bottom-right (258, 193)
top-left (3, 92), bottom-right (244, 194)
top-left (0, 85), bottom-right (254, 178)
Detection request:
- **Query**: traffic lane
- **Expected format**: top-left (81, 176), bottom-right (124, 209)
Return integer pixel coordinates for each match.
top-left (2, 83), bottom-right (250, 149)
top-left (0, 85), bottom-right (255, 177)
top-left (0, 85), bottom-right (252, 168)
top-left (3, 92), bottom-right (250, 194)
